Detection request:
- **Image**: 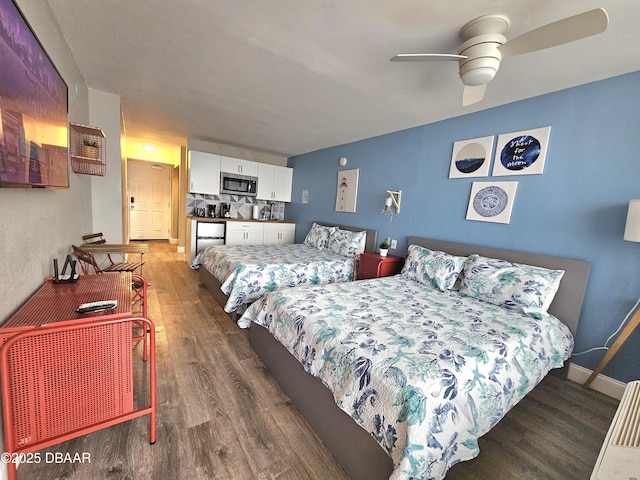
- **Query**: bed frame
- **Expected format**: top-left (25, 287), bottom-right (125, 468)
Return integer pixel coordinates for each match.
top-left (248, 237), bottom-right (591, 480)
top-left (199, 222), bottom-right (378, 317)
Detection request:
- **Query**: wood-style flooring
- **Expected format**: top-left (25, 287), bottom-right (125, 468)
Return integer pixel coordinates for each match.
top-left (18, 241), bottom-right (619, 479)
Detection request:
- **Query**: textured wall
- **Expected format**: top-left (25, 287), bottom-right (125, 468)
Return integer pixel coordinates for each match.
top-left (0, 0), bottom-right (93, 322)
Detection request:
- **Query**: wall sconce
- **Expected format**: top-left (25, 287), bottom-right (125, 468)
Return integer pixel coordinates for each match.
top-left (382, 189), bottom-right (402, 215)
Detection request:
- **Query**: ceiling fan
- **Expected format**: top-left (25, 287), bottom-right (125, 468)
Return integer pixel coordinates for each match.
top-left (391, 8), bottom-right (609, 106)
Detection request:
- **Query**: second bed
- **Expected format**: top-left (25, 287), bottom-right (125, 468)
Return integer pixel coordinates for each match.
top-left (196, 222), bottom-right (377, 322)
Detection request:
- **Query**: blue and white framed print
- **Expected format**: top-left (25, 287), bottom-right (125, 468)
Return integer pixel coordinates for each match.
top-left (449, 135), bottom-right (494, 178)
top-left (492, 126), bottom-right (551, 176)
top-left (466, 181), bottom-right (518, 224)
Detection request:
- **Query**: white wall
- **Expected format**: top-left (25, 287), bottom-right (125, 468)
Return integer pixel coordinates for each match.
top-left (89, 89), bottom-right (124, 242)
top-left (0, 0), bottom-right (92, 323)
top-left (187, 138), bottom-right (287, 166)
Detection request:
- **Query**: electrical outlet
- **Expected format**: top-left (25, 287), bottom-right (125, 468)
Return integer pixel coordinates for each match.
top-left (390, 239), bottom-right (397, 249)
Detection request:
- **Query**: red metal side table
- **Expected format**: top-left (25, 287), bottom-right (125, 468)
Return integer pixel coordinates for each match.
top-left (0, 273), bottom-right (156, 480)
top-left (357, 253), bottom-right (404, 279)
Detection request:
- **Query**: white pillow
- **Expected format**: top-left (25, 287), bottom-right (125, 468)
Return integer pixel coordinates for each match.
top-left (458, 254), bottom-right (565, 316)
top-left (327, 229), bottom-right (367, 256)
top-left (303, 223), bottom-right (336, 250)
top-left (400, 245), bottom-right (466, 291)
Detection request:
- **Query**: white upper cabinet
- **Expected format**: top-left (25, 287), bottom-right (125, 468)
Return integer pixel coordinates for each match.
top-left (257, 163), bottom-right (293, 202)
top-left (188, 150), bottom-right (220, 194)
top-left (220, 156), bottom-right (258, 177)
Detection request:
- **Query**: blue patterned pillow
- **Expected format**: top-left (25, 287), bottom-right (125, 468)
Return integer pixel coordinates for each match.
top-left (400, 245), bottom-right (466, 291)
top-left (327, 229), bottom-right (367, 257)
top-left (303, 223), bottom-right (336, 250)
top-left (459, 254), bottom-right (565, 315)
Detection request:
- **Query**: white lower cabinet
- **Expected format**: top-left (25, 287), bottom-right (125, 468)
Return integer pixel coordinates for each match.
top-left (188, 220), bottom-right (297, 261)
top-left (225, 222), bottom-right (264, 245)
top-left (262, 223), bottom-right (296, 245)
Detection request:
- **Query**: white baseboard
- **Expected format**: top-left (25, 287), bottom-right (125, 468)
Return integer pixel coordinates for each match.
top-left (169, 237), bottom-right (178, 245)
top-left (568, 363), bottom-right (626, 400)
top-left (176, 245), bottom-right (185, 253)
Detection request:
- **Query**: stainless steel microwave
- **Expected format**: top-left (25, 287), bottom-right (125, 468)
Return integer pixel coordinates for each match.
top-left (220, 172), bottom-right (258, 196)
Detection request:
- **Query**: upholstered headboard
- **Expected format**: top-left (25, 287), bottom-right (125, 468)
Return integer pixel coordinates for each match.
top-left (316, 222), bottom-right (378, 253)
top-left (407, 236), bottom-right (590, 337)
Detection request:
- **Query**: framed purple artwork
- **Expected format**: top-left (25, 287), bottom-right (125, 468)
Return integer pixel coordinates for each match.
top-left (0, 0), bottom-right (68, 188)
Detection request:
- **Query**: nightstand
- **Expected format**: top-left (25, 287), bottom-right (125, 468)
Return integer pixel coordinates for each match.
top-left (358, 253), bottom-right (404, 280)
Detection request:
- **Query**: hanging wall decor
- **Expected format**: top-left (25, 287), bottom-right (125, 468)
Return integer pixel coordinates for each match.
top-left (492, 126), bottom-right (551, 176)
top-left (466, 181), bottom-right (518, 224)
top-left (449, 135), bottom-right (494, 178)
top-left (335, 168), bottom-right (359, 213)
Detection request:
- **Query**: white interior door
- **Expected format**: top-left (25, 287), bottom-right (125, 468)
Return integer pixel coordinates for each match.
top-left (129, 160), bottom-right (171, 240)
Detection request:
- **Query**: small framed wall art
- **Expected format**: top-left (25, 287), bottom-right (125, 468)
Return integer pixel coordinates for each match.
top-left (449, 135), bottom-right (494, 178)
top-left (335, 168), bottom-right (359, 213)
top-left (466, 181), bottom-right (518, 224)
top-left (492, 126), bottom-right (551, 176)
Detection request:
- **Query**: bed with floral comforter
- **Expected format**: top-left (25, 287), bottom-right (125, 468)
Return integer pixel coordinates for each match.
top-left (194, 243), bottom-right (356, 314)
top-left (240, 274), bottom-right (574, 480)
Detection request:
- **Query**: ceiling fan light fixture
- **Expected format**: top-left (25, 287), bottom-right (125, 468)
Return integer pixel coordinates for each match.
top-left (458, 33), bottom-right (504, 86)
top-left (460, 66), bottom-right (497, 86)
top-left (391, 9), bottom-right (608, 103)
top-left (459, 55), bottom-right (501, 86)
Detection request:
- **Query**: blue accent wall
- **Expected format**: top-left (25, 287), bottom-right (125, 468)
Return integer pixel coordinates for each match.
top-left (285, 71), bottom-right (640, 384)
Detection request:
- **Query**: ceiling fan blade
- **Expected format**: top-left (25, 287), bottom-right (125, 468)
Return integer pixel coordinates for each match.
top-left (463, 84), bottom-right (486, 106)
top-left (499, 8), bottom-right (608, 58)
top-left (390, 53), bottom-right (466, 62)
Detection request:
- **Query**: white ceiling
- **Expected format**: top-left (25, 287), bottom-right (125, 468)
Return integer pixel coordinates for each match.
top-left (47, 0), bottom-right (640, 157)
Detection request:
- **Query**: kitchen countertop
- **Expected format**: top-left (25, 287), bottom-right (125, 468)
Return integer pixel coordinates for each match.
top-left (187, 216), bottom-right (295, 224)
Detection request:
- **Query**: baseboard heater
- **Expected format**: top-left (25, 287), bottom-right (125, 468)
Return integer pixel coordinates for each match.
top-left (592, 380), bottom-right (640, 479)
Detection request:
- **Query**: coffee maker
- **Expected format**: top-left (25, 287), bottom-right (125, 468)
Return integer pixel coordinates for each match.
top-left (207, 204), bottom-right (216, 218)
top-left (220, 203), bottom-right (231, 218)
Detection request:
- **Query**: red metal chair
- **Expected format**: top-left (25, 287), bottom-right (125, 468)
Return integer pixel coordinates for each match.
top-left (80, 233), bottom-right (145, 274)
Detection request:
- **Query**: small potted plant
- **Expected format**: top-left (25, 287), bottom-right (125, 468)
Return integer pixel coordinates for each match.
top-left (379, 239), bottom-right (390, 257)
top-left (81, 138), bottom-right (100, 159)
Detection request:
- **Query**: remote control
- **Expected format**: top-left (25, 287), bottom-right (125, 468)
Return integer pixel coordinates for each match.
top-left (76, 300), bottom-right (118, 314)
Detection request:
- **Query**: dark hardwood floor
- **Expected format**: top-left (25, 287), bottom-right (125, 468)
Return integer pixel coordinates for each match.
top-left (18, 241), bottom-right (619, 479)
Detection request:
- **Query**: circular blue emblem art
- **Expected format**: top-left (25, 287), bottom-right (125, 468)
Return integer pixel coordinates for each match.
top-left (473, 186), bottom-right (508, 217)
top-left (500, 135), bottom-right (541, 171)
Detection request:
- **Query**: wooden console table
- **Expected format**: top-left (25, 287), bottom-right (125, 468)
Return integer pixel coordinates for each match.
top-left (0, 273), bottom-right (156, 480)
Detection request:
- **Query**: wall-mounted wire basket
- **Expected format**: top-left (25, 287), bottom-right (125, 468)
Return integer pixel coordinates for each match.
top-left (69, 123), bottom-right (106, 176)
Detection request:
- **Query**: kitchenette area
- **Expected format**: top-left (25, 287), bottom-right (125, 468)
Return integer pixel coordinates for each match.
top-left (185, 150), bottom-right (295, 263)
top-left (186, 217), bottom-right (296, 263)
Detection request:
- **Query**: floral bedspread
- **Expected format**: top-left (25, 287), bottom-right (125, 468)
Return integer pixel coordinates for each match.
top-left (195, 244), bottom-right (355, 315)
top-left (240, 275), bottom-right (574, 480)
